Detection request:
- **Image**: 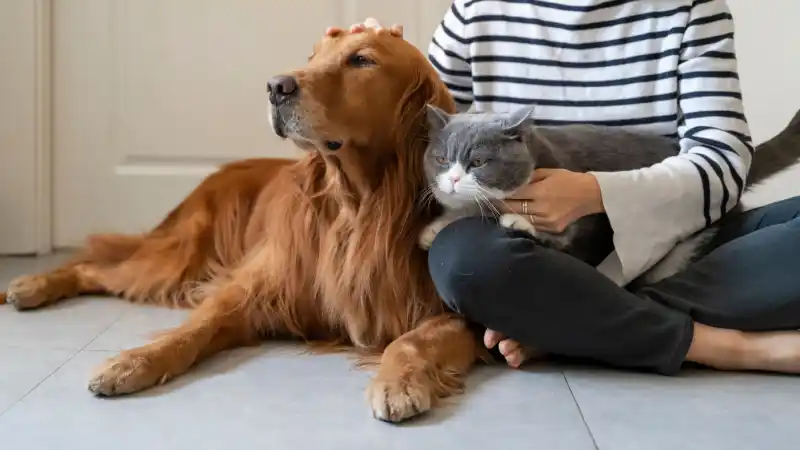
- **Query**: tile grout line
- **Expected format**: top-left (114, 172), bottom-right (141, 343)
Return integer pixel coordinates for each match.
top-left (562, 372), bottom-right (601, 450)
top-left (0, 308), bottom-right (129, 420)
top-left (78, 306), bottom-right (132, 351)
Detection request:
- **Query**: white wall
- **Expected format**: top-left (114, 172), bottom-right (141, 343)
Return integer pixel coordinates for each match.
top-left (726, 0), bottom-right (800, 208)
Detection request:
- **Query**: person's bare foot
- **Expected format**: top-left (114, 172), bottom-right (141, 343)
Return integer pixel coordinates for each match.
top-left (688, 323), bottom-right (800, 373)
top-left (484, 329), bottom-right (542, 368)
top-left (748, 331), bottom-right (800, 373)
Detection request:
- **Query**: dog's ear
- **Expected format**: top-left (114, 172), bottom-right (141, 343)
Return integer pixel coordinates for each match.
top-left (502, 105), bottom-right (536, 141)
top-left (425, 103), bottom-right (451, 136)
top-left (393, 63), bottom-right (455, 149)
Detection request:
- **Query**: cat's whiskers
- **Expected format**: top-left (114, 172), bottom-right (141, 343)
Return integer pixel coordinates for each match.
top-left (417, 183), bottom-right (438, 211)
top-left (487, 195), bottom-right (515, 218)
top-left (475, 186), bottom-right (502, 218)
top-left (460, 188), bottom-right (488, 219)
top-left (475, 193), bottom-right (499, 219)
top-left (470, 194), bottom-right (487, 218)
top-left (460, 186), bottom-right (497, 220)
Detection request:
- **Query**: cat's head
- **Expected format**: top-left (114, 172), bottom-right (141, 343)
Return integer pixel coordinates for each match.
top-left (423, 104), bottom-right (537, 209)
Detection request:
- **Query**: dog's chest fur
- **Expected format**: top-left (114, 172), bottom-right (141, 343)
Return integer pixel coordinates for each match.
top-left (283, 171), bottom-right (441, 350)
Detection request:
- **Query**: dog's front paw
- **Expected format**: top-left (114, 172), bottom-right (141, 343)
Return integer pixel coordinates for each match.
top-left (88, 351), bottom-right (169, 397)
top-left (5, 275), bottom-right (53, 310)
top-left (366, 373), bottom-right (435, 423)
top-left (499, 213), bottom-right (537, 237)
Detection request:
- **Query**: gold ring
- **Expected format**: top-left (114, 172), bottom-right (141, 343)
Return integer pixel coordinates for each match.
top-left (522, 201), bottom-right (529, 215)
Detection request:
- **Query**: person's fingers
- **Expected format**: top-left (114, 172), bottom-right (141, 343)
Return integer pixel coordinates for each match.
top-left (532, 168), bottom-right (560, 181)
top-left (508, 182), bottom-right (537, 200)
top-left (325, 26), bottom-right (343, 37)
top-left (331, 19), bottom-right (397, 38)
top-left (349, 23), bottom-right (366, 33)
top-left (388, 24), bottom-right (404, 37)
top-left (496, 199), bottom-right (543, 220)
top-left (363, 17), bottom-right (383, 29)
top-left (493, 199), bottom-right (518, 213)
top-left (484, 328), bottom-right (505, 349)
top-left (490, 198), bottom-right (514, 214)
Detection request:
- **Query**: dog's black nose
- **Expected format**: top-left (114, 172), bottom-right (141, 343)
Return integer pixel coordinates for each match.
top-left (267, 75), bottom-right (298, 104)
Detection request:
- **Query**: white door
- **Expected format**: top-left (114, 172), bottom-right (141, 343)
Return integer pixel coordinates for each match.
top-left (0, 0), bottom-right (49, 254)
top-left (52, 0), bottom-right (451, 247)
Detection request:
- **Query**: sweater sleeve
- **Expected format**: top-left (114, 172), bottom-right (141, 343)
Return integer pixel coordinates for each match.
top-left (427, 0), bottom-right (474, 112)
top-left (591, 0), bottom-right (753, 285)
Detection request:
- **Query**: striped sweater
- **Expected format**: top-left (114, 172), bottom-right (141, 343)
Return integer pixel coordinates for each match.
top-left (428, 0), bottom-right (753, 285)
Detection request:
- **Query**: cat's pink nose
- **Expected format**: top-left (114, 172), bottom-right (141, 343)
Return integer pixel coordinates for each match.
top-left (449, 174), bottom-right (461, 184)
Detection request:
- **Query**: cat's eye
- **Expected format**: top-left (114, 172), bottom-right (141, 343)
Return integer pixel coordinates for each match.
top-left (435, 156), bottom-right (448, 165)
top-left (471, 157), bottom-right (488, 168)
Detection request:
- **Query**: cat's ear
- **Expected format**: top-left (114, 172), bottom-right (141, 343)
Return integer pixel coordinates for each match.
top-left (425, 103), bottom-right (451, 134)
top-left (502, 105), bottom-right (536, 141)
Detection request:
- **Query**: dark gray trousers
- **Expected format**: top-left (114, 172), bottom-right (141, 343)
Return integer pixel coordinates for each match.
top-left (428, 196), bottom-right (800, 375)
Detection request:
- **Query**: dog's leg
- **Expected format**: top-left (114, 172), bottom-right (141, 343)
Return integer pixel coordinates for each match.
top-left (4, 175), bottom-right (256, 310)
top-left (3, 262), bottom-right (106, 311)
top-left (87, 283), bottom-right (258, 396)
top-left (366, 314), bottom-right (482, 422)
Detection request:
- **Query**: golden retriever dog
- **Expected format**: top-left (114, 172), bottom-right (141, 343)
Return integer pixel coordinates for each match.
top-left (0, 26), bottom-right (482, 422)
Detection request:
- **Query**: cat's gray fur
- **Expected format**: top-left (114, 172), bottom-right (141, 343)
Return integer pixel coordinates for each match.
top-left (422, 104), bottom-right (800, 285)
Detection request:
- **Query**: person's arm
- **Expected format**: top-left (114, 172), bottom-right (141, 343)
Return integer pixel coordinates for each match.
top-left (427, 1), bottom-right (474, 112)
top-left (591, 0), bottom-right (753, 285)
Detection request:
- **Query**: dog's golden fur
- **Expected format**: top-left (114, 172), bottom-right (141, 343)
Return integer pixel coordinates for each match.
top-left (1, 28), bottom-right (482, 422)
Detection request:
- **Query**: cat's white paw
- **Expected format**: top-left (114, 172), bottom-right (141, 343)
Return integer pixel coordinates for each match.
top-left (418, 223), bottom-right (440, 250)
top-left (499, 213), bottom-right (538, 237)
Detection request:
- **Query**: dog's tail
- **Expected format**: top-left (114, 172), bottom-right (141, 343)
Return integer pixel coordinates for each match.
top-left (745, 108), bottom-right (800, 189)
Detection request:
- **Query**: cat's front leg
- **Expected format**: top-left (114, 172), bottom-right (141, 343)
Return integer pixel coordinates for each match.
top-left (500, 214), bottom-right (578, 251)
top-left (419, 214), bottom-right (460, 250)
top-left (499, 213), bottom-right (539, 238)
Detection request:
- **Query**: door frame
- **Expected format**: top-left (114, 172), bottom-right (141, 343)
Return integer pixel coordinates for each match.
top-left (32, 0), bottom-right (52, 255)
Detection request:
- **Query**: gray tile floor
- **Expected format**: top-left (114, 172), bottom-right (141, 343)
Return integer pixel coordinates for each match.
top-left (1, 254), bottom-right (798, 450)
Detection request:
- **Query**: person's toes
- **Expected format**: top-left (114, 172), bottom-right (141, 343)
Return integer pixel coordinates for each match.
top-left (499, 338), bottom-right (533, 368)
top-left (498, 338), bottom-right (521, 357)
top-left (505, 348), bottom-right (526, 368)
top-left (484, 329), bottom-right (505, 349)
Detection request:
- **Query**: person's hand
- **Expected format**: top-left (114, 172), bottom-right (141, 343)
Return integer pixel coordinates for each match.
top-left (499, 169), bottom-right (604, 234)
top-left (325, 18), bottom-right (403, 38)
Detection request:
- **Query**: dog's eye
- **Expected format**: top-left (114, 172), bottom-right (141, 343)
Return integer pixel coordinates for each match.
top-left (347, 53), bottom-right (375, 67)
top-left (435, 156), bottom-right (448, 165)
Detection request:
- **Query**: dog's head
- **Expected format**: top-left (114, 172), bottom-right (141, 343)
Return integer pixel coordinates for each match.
top-left (267, 26), bottom-right (454, 187)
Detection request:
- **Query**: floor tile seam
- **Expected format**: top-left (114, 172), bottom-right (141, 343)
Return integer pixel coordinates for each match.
top-left (562, 371), bottom-right (601, 450)
top-left (0, 309), bottom-right (128, 419)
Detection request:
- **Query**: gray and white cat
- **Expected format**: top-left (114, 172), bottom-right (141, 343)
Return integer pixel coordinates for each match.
top-left (420, 104), bottom-right (800, 285)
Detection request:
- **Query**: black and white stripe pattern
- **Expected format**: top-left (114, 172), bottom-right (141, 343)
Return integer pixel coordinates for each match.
top-left (427, 0), bottom-right (753, 284)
